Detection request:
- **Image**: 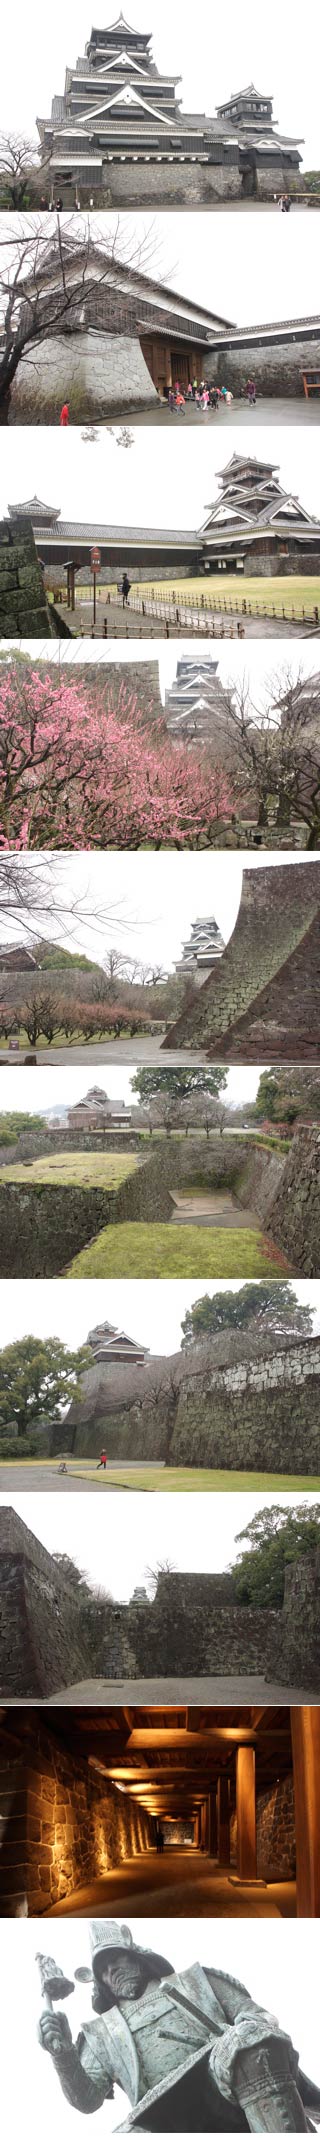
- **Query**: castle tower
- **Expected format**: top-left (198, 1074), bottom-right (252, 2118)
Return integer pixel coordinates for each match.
top-left (200, 456), bottom-right (320, 574)
top-left (88, 1322), bottom-right (148, 1365)
top-left (165, 657), bottom-right (231, 748)
top-left (175, 914), bottom-right (225, 990)
top-left (36, 21), bottom-right (302, 205)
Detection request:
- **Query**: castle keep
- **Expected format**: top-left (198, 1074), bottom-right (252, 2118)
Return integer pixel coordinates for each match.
top-left (36, 19), bottom-right (303, 206)
top-left (7, 459), bottom-right (320, 590)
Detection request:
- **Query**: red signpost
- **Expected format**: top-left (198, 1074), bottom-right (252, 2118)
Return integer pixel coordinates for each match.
top-left (90, 546), bottom-right (101, 628)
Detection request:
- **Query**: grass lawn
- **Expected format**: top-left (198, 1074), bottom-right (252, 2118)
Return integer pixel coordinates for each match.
top-left (53, 1463), bottom-right (320, 1492)
top-left (4, 1028), bottom-right (154, 1053)
top-left (1, 1153), bottom-right (137, 1187)
top-left (1, 1457), bottom-right (317, 1491)
top-left (138, 574), bottom-right (320, 618)
top-left (65, 1221), bottom-right (289, 1278)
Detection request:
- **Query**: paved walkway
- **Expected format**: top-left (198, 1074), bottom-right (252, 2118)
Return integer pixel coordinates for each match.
top-left (113, 398), bottom-right (320, 429)
top-left (45, 1674), bottom-right (320, 1705)
top-left (47, 1849), bottom-right (295, 1919)
top-left (170, 1190), bottom-right (258, 1228)
top-left (59, 596), bottom-right (309, 641)
top-left (0, 1037), bottom-right (207, 1066)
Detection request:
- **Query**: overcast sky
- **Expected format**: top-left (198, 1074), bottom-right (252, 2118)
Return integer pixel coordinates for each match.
top-left (4, 639), bottom-right (320, 711)
top-left (2, 1917), bottom-right (320, 2138)
top-left (0, 850), bottom-right (317, 968)
top-left (1, 0), bottom-right (318, 164)
top-left (1, 1489), bottom-right (318, 1594)
top-left (0, 1065), bottom-right (265, 1111)
top-left (1, 207), bottom-right (319, 330)
top-left (1, 428), bottom-right (320, 527)
top-left (2, 1276), bottom-right (319, 1355)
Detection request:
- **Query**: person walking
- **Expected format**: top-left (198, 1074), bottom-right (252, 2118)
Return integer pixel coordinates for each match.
top-left (122, 572), bottom-right (131, 607)
top-left (97, 1449), bottom-right (108, 1470)
top-left (246, 378), bottom-right (256, 406)
top-left (59, 402), bottom-right (69, 426)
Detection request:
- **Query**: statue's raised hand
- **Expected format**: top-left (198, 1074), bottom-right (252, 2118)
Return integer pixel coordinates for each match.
top-left (38, 2010), bottom-right (73, 2058)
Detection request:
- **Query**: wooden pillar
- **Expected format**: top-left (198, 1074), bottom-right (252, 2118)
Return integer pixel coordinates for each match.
top-left (194, 1811), bottom-right (200, 1847)
top-left (200, 1800), bottom-right (207, 1849)
top-left (236, 1746), bottom-right (257, 1880)
top-left (208, 1786), bottom-right (217, 1857)
top-left (291, 1707), bottom-right (320, 1916)
top-left (217, 1774), bottom-right (230, 1867)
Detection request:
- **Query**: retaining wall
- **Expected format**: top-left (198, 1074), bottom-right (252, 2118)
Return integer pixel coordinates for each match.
top-left (165, 863), bottom-right (320, 1062)
top-left (10, 332), bottom-right (158, 424)
top-left (0, 517), bottom-right (70, 638)
top-left (0, 1718), bottom-right (153, 1913)
top-left (0, 1183), bottom-right (116, 1277)
top-left (209, 335), bottom-right (320, 398)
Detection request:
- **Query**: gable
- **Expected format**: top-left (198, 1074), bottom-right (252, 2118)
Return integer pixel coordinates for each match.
top-left (78, 84), bottom-right (170, 124)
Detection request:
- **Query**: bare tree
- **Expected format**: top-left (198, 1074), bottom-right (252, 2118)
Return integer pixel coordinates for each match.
top-left (0, 854), bottom-right (136, 962)
top-left (180, 1093), bottom-right (229, 1140)
top-left (224, 664), bottom-right (320, 846)
top-left (0, 212), bottom-right (165, 421)
top-left (0, 136), bottom-right (41, 214)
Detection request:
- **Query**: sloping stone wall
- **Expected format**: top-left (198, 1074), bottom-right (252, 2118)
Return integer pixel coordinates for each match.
top-left (164, 863), bottom-right (320, 1061)
top-left (0, 1511), bottom-right (90, 1698)
top-left (10, 332), bottom-right (158, 424)
top-left (0, 517), bottom-right (70, 637)
top-left (0, 1718), bottom-right (153, 1914)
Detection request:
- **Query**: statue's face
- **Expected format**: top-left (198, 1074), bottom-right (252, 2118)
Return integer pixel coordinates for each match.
top-left (101, 1955), bottom-right (150, 2002)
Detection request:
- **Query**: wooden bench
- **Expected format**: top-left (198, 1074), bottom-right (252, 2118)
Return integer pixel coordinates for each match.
top-left (301, 369), bottom-right (320, 397)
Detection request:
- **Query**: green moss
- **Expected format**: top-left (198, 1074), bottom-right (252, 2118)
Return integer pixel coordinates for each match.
top-left (1, 1153), bottom-right (137, 1188)
top-left (65, 1221), bottom-right (289, 1279)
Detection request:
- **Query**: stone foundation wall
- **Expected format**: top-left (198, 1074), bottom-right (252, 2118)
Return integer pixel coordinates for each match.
top-left (0, 1128), bottom-right (318, 1280)
top-left (0, 1511), bottom-right (90, 1698)
top-left (1, 1512), bottom-right (320, 1695)
top-left (163, 1822), bottom-right (194, 1845)
top-left (171, 1336), bottom-right (320, 1473)
top-left (0, 1129), bottom-right (144, 1167)
top-left (256, 1776), bottom-right (296, 1880)
top-left (244, 551), bottom-right (320, 579)
top-left (118, 1590), bottom-right (277, 1681)
top-left (165, 862), bottom-right (320, 1062)
top-left (276, 1544), bottom-right (320, 1688)
top-left (0, 1183), bottom-right (116, 1277)
top-left (229, 1775), bottom-right (296, 1881)
top-left (0, 1719), bottom-right (153, 1913)
top-left (0, 517), bottom-right (70, 637)
top-left (99, 165), bottom-right (242, 208)
top-left (264, 1128), bottom-right (320, 1276)
top-left (208, 336), bottom-right (320, 398)
top-left (10, 332), bottom-right (158, 424)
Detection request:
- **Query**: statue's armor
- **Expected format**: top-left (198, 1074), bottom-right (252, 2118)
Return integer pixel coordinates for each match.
top-left (80, 1966), bottom-right (238, 2103)
top-left (39, 1951), bottom-right (320, 2134)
